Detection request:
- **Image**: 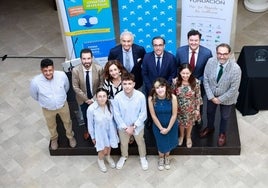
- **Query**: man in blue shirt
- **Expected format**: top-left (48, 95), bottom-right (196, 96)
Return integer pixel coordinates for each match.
top-left (113, 73), bottom-right (148, 170)
top-left (30, 58), bottom-right (77, 150)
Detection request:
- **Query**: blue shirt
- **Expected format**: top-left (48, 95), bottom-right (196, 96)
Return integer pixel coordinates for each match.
top-left (30, 71), bottom-right (69, 110)
top-left (113, 89), bottom-right (147, 135)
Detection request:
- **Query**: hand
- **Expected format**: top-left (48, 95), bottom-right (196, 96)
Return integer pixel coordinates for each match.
top-left (125, 126), bottom-right (135, 135)
top-left (92, 139), bottom-right (96, 145)
top-left (211, 97), bottom-right (221, 104)
top-left (160, 128), bottom-right (169, 135)
top-left (172, 77), bottom-right (178, 85)
top-left (195, 110), bottom-right (200, 119)
top-left (85, 99), bottom-right (94, 105)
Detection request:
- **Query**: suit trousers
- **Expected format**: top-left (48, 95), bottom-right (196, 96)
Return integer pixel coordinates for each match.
top-left (42, 101), bottom-right (74, 140)
top-left (118, 128), bottom-right (146, 158)
top-left (207, 100), bottom-right (232, 134)
top-left (80, 102), bottom-right (89, 126)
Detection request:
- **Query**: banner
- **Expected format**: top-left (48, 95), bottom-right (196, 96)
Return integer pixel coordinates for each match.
top-left (57, 0), bottom-right (116, 67)
top-left (118, 0), bottom-right (177, 55)
top-left (180, 0), bottom-right (235, 55)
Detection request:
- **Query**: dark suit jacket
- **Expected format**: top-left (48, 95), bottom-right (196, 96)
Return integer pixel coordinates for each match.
top-left (142, 51), bottom-right (177, 95)
top-left (108, 44), bottom-right (146, 89)
top-left (176, 45), bottom-right (212, 82)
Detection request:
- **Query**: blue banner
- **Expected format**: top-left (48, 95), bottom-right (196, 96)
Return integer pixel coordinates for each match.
top-left (59, 0), bottom-right (116, 66)
top-left (118, 0), bottom-right (177, 55)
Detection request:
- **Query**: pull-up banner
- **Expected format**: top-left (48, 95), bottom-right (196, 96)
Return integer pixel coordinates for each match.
top-left (180, 0), bottom-right (235, 55)
top-left (118, 0), bottom-right (177, 55)
top-left (57, 0), bottom-right (115, 66)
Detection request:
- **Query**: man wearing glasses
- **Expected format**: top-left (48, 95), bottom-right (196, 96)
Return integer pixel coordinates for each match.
top-left (142, 36), bottom-right (177, 97)
top-left (200, 43), bottom-right (241, 147)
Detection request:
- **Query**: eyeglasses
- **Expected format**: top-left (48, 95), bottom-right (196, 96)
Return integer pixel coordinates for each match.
top-left (217, 52), bottom-right (229, 56)
top-left (153, 44), bottom-right (164, 47)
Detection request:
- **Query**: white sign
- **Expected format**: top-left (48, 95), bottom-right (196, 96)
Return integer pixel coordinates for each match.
top-left (180, 0), bottom-right (235, 55)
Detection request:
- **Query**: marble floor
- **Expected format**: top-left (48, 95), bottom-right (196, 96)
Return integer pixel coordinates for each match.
top-left (0, 0), bottom-right (268, 187)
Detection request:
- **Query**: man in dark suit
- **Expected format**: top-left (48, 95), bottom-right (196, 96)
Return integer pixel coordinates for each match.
top-left (142, 36), bottom-right (177, 129)
top-left (108, 31), bottom-right (146, 89)
top-left (142, 36), bottom-right (177, 97)
top-left (176, 30), bottom-right (212, 96)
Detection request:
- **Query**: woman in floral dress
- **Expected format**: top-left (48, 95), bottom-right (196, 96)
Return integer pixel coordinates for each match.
top-left (173, 63), bottom-right (203, 148)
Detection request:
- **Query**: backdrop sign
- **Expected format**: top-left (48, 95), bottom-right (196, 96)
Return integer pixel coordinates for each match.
top-left (57, 0), bottom-right (115, 66)
top-left (180, 0), bottom-right (235, 55)
top-left (118, 0), bottom-right (177, 54)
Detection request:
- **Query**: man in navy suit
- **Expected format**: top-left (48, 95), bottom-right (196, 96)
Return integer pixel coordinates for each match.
top-left (176, 30), bottom-right (212, 96)
top-left (108, 31), bottom-right (146, 89)
top-left (142, 36), bottom-right (177, 97)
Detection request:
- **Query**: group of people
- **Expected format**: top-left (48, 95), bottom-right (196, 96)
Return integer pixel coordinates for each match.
top-left (30, 29), bottom-right (241, 173)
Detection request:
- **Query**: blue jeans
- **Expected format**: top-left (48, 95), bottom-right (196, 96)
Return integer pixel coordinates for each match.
top-left (207, 100), bottom-right (232, 134)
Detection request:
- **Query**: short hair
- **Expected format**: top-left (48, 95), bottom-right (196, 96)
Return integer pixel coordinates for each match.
top-left (152, 36), bottom-right (166, 45)
top-left (216, 43), bottom-right (231, 53)
top-left (80, 48), bottom-right (93, 58)
top-left (103, 60), bottom-right (127, 81)
top-left (121, 72), bottom-right (135, 82)
top-left (120, 31), bottom-right (134, 41)
top-left (40, 58), bottom-right (53, 68)
top-left (187, 29), bottom-right (202, 39)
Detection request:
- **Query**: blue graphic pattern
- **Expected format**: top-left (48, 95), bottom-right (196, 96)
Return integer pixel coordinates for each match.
top-left (118, 0), bottom-right (177, 54)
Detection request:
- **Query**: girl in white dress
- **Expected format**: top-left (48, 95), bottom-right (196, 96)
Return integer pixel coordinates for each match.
top-left (87, 88), bottom-right (119, 172)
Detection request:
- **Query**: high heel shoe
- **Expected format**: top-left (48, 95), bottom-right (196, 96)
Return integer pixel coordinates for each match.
top-left (178, 137), bottom-right (183, 146)
top-left (186, 137), bottom-right (192, 148)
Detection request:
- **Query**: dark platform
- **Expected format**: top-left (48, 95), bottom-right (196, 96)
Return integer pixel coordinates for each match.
top-left (49, 73), bottom-right (241, 156)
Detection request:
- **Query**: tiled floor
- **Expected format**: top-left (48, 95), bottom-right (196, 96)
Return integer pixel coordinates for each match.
top-left (0, 0), bottom-right (268, 187)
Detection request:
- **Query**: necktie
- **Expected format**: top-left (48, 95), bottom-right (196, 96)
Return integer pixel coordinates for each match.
top-left (156, 56), bottom-right (161, 73)
top-left (86, 71), bottom-right (93, 99)
top-left (190, 51), bottom-right (195, 70)
top-left (217, 65), bottom-right (223, 83)
top-left (125, 52), bottom-right (131, 72)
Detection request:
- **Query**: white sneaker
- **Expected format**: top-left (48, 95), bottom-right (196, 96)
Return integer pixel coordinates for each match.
top-left (105, 156), bottom-right (116, 168)
top-left (140, 157), bottom-right (148, 170)
top-left (116, 157), bottom-right (127, 169)
top-left (158, 158), bottom-right (164, 171)
top-left (97, 159), bottom-right (107, 172)
top-left (164, 157), bottom-right (170, 170)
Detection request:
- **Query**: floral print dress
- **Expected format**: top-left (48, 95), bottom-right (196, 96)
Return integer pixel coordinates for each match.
top-left (173, 79), bottom-right (203, 128)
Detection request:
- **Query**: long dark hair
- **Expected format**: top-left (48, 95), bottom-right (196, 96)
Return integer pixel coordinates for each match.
top-left (96, 87), bottom-right (111, 113)
top-left (176, 63), bottom-right (196, 90)
top-left (149, 77), bottom-right (172, 104)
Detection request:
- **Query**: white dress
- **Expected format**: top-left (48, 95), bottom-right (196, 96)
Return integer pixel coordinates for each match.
top-left (87, 102), bottom-right (119, 152)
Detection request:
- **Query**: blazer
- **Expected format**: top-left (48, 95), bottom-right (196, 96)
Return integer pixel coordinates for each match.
top-left (203, 57), bottom-right (241, 105)
top-left (72, 63), bottom-right (103, 105)
top-left (142, 50), bottom-right (177, 95)
top-left (176, 45), bottom-right (212, 82)
top-left (108, 43), bottom-right (146, 89)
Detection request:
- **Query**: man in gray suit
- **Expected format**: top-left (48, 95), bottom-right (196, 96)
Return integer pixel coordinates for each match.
top-left (200, 43), bottom-right (241, 147)
top-left (72, 48), bottom-right (103, 140)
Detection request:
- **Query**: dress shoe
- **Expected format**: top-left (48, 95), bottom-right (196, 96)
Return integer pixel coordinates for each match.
top-left (83, 131), bottom-right (90, 140)
top-left (199, 127), bottom-right (215, 138)
top-left (218, 133), bottom-right (226, 147)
